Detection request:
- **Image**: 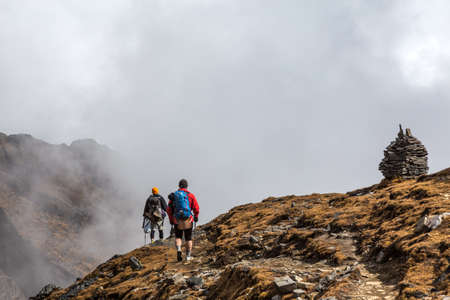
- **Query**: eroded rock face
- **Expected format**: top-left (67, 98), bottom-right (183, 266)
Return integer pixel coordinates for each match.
top-left (379, 125), bottom-right (428, 179)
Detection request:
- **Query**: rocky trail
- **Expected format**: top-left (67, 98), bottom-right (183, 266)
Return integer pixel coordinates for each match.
top-left (36, 169), bottom-right (450, 299)
top-left (160, 219), bottom-right (399, 300)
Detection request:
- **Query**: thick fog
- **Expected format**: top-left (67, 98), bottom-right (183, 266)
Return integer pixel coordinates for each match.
top-left (1, 1), bottom-right (449, 239)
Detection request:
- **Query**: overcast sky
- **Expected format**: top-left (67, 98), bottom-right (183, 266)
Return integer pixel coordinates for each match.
top-left (1, 1), bottom-right (449, 222)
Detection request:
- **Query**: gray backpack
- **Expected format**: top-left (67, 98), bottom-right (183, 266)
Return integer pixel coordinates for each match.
top-left (147, 195), bottom-right (162, 222)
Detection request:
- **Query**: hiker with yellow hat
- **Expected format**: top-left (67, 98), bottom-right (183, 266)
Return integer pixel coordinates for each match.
top-left (143, 187), bottom-right (168, 244)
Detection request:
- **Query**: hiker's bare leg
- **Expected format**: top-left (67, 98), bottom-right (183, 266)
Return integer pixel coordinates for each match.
top-left (176, 236), bottom-right (183, 261)
top-left (187, 240), bottom-right (193, 252)
top-left (158, 222), bottom-right (163, 240)
top-left (150, 222), bottom-right (156, 242)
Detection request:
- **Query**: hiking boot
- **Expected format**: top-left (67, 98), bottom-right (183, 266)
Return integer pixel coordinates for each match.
top-left (186, 250), bottom-right (192, 261)
top-left (177, 251), bottom-right (183, 262)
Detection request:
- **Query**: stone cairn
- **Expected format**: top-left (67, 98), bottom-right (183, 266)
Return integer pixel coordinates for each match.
top-left (379, 125), bottom-right (428, 179)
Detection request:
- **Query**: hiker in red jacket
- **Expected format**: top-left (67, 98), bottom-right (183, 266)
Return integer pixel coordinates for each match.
top-left (167, 179), bottom-right (200, 262)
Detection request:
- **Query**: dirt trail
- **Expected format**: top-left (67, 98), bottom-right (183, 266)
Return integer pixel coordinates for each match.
top-left (152, 225), bottom-right (399, 300)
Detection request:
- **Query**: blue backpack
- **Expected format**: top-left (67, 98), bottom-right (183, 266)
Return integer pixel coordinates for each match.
top-left (173, 190), bottom-right (191, 220)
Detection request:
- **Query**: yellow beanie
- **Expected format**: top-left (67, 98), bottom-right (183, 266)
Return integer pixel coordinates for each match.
top-left (152, 187), bottom-right (159, 195)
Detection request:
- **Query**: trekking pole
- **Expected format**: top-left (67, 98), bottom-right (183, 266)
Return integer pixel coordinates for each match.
top-left (193, 221), bottom-right (197, 241)
top-left (143, 217), bottom-right (146, 246)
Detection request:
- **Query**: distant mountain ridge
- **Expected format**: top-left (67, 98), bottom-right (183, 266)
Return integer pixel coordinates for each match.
top-left (0, 132), bottom-right (126, 297)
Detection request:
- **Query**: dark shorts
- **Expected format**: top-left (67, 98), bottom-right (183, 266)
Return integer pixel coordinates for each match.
top-left (174, 225), bottom-right (193, 241)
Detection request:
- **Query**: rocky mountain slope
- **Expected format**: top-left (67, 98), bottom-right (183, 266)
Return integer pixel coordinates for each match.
top-left (0, 133), bottom-right (128, 297)
top-left (38, 168), bottom-right (450, 299)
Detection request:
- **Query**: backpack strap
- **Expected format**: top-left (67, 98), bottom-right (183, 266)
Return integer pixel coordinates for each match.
top-left (180, 190), bottom-right (191, 207)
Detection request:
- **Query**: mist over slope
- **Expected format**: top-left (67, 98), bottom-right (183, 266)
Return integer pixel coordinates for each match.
top-left (0, 132), bottom-right (138, 296)
top-left (0, 207), bottom-right (72, 296)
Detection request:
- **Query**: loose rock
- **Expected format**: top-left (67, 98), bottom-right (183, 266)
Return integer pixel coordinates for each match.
top-left (293, 288), bottom-right (306, 296)
top-left (274, 276), bottom-right (296, 293)
top-left (415, 213), bottom-right (449, 233)
top-left (172, 273), bottom-right (186, 285)
top-left (31, 284), bottom-right (59, 299)
top-left (376, 251), bottom-right (385, 263)
top-left (249, 235), bottom-right (259, 244)
top-left (315, 271), bottom-right (337, 292)
top-left (169, 294), bottom-right (188, 300)
top-left (129, 256), bottom-right (143, 271)
top-left (427, 214), bottom-right (443, 229)
top-left (187, 276), bottom-right (203, 287)
top-left (58, 277), bottom-right (97, 299)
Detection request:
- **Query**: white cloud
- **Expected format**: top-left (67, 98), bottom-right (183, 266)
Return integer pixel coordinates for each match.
top-left (393, 1), bottom-right (450, 87)
top-left (0, 0), bottom-right (449, 228)
top-left (397, 36), bottom-right (447, 87)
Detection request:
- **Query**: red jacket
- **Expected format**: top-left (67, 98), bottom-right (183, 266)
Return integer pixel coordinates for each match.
top-left (167, 188), bottom-right (200, 224)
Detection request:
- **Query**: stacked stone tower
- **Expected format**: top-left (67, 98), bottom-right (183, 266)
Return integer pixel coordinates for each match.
top-left (379, 125), bottom-right (428, 179)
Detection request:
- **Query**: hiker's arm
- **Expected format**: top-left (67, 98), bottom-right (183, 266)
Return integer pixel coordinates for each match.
top-left (166, 194), bottom-right (174, 224)
top-left (190, 194), bottom-right (200, 218)
top-left (160, 196), bottom-right (168, 212)
top-left (167, 208), bottom-right (174, 224)
top-left (143, 198), bottom-right (149, 216)
top-left (142, 198), bottom-right (148, 228)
